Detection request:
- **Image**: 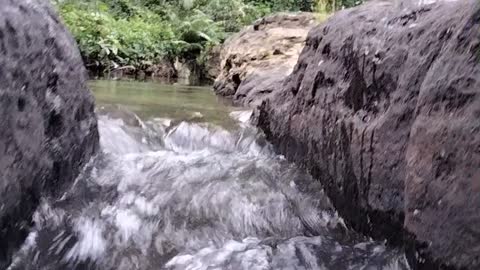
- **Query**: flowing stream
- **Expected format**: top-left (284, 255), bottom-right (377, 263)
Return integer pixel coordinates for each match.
top-left (8, 80), bottom-right (410, 270)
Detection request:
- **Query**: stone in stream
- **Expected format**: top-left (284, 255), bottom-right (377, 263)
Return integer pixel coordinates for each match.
top-left (0, 0), bottom-right (99, 267)
top-left (214, 0), bottom-right (480, 269)
top-left (213, 12), bottom-right (317, 107)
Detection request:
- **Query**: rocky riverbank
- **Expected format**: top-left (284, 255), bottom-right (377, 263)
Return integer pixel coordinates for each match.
top-left (0, 0), bottom-right (99, 267)
top-left (215, 1), bottom-right (480, 269)
top-left (214, 12), bottom-right (317, 106)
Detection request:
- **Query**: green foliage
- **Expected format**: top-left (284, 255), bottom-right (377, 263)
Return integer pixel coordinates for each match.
top-left (315, 0), bottom-right (362, 12)
top-left (54, 0), bottom-right (362, 74)
top-left (57, 1), bottom-right (177, 71)
top-left (199, 0), bottom-right (266, 33)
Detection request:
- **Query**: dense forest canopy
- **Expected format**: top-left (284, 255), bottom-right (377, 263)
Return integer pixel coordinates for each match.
top-left (53, 0), bottom-right (362, 74)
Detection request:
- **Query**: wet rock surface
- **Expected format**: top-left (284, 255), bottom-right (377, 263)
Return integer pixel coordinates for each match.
top-left (0, 0), bottom-right (99, 267)
top-left (213, 12), bottom-right (316, 107)
top-left (253, 0), bottom-right (480, 269)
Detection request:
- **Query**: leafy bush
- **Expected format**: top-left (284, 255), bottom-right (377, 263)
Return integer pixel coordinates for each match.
top-left (58, 1), bottom-right (177, 71)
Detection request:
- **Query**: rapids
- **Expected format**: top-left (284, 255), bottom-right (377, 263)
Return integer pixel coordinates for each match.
top-left (7, 81), bottom-right (410, 270)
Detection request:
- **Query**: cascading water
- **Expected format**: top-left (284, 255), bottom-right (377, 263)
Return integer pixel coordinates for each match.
top-left (7, 81), bottom-right (410, 270)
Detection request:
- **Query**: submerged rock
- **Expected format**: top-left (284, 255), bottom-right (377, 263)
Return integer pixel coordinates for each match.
top-left (213, 12), bottom-right (317, 107)
top-left (252, 0), bottom-right (479, 269)
top-left (0, 0), bottom-right (99, 267)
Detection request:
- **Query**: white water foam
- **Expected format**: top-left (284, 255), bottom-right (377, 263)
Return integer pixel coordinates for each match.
top-left (8, 110), bottom-right (409, 270)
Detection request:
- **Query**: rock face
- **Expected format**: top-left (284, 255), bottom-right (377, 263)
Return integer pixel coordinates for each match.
top-left (254, 0), bottom-right (480, 269)
top-left (213, 12), bottom-right (316, 106)
top-left (0, 0), bottom-right (99, 267)
top-left (203, 45), bottom-right (222, 82)
top-left (146, 59), bottom-right (177, 80)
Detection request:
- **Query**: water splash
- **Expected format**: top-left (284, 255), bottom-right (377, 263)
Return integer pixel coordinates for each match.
top-left (9, 109), bottom-right (409, 270)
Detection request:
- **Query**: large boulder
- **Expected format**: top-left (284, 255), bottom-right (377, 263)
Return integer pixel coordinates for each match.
top-left (0, 0), bottom-right (99, 267)
top-left (254, 0), bottom-right (480, 269)
top-left (213, 12), bottom-right (316, 106)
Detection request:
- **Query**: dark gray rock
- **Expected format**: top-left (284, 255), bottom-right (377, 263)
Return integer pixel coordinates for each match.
top-left (233, 66), bottom-right (289, 107)
top-left (254, 0), bottom-right (480, 269)
top-left (0, 0), bottom-right (99, 267)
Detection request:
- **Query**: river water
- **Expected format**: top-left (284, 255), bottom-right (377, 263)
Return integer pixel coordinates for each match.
top-left (8, 80), bottom-right (410, 270)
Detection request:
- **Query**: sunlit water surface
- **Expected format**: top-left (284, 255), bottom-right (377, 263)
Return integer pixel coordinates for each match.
top-left (8, 80), bottom-right (409, 270)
